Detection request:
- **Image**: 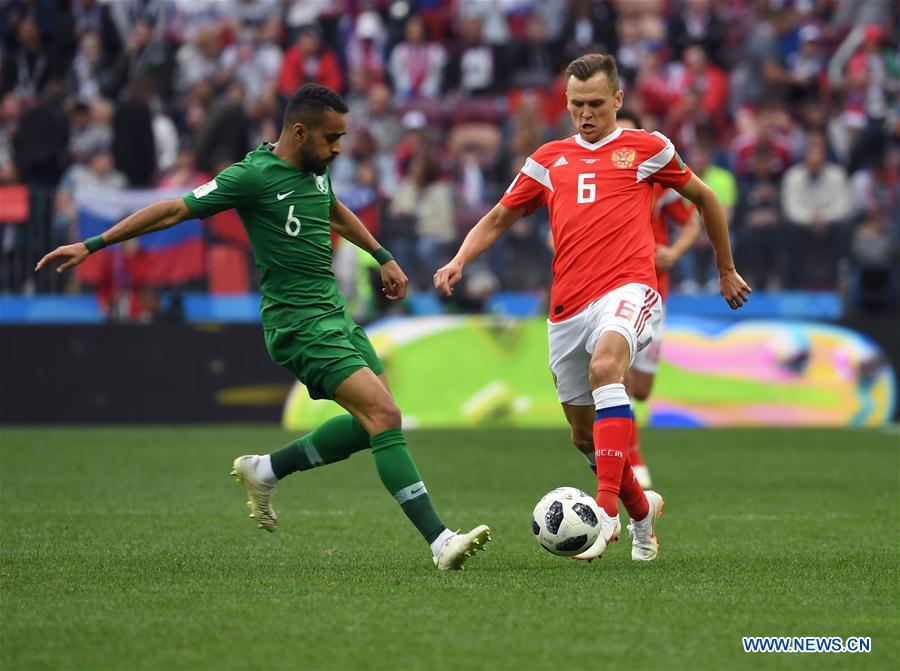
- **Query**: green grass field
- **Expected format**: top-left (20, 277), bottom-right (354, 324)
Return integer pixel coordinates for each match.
top-left (1, 426), bottom-right (898, 670)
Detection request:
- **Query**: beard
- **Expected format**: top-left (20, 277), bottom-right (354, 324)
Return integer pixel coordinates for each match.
top-left (299, 149), bottom-right (330, 175)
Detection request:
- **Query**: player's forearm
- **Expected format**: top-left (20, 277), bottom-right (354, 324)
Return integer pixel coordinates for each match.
top-left (331, 201), bottom-right (380, 254)
top-left (96, 199), bottom-right (189, 247)
top-left (695, 193), bottom-right (735, 272)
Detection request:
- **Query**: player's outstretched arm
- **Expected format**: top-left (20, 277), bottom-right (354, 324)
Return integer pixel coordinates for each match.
top-left (676, 174), bottom-right (751, 309)
top-left (35, 198), bottom-right (193, 273)
top-left (434, 202), bottom-right (524, 296)
top-left (330, 198), bottom-right (408, 300)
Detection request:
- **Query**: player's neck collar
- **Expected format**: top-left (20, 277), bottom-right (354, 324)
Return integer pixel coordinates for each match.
top-left (573, 126), bottom-right (622, 151)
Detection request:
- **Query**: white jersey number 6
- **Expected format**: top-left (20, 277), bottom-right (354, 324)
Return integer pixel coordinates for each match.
top-left (285, 205), bottom-right (301, 236)
top-left (577, 173), bottom-right (597, 204)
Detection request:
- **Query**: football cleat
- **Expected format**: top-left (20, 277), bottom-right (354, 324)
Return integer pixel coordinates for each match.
top-left (571, 509), bottom-right (621, 561)
top-left (632, 464), bottom-right (652, 489)
top-left (231, 455), bottom-right (277, 532)
top-left (628, 490), bottom-right (664, 561)
top-left (433, 525), bottom-right (491, 570)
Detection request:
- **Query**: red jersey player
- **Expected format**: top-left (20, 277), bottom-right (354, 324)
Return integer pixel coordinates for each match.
top-left (435, 54), bottom-right (750, 563)
top-left (617, 109), bottom-right (701, 489)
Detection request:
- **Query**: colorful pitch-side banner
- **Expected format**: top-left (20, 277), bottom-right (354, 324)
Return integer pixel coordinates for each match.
top-left (75, 186), bottom-right (204, 286)
top-left (282, 315), bottom-right (896, 430)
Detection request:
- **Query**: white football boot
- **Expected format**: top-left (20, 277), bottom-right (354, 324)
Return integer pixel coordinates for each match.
top-left (571, 509), bottom-right (621, 562)
top-left (433, 525), bottom-right (492, 570)
top-left (231, 455), bottom-right (278, 532)
top-left (632, 464), bottom-right (653, 489)
top-left (628, 490), bottom-right (664, 561)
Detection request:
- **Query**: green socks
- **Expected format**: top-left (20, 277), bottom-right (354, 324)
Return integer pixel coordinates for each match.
top-left (269, 414), bottom-right (370, 478)
top-left (370, 428), bottom-right (447, 544)
top-left (269, 420), bottom-right (447, 545)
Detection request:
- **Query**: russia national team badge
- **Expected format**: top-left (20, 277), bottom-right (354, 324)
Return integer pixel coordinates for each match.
top-left (315, 175), bottom-right (329, 194)
top-left (611, 148), bottom-right (636, 169)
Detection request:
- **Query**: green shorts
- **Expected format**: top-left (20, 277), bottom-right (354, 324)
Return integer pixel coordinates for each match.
top-left (264, 309), bottom-right (383, 400)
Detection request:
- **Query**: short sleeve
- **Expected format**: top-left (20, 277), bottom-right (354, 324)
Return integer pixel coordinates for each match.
top-left (500, 163), bottom-right (546, 217)
top-left (183, 162), bottom-right (257, 219)
top-left (638, 132), bottom-right (693, 190)
top-left (660, 192), bottom-right (696, 226)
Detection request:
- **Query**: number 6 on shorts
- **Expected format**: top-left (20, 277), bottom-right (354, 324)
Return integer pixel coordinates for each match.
top-left (614, 299), bottom-right (637, 321)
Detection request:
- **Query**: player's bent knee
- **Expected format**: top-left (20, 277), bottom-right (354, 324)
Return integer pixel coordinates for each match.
top-left (631, 385), bottom-right (651, 402)
top-left (588, 355), bottom-right (626, 388)
top-left (369, 401), bottom-right (402, 433)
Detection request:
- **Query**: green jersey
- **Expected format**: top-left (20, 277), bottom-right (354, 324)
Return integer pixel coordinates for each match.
top-left (183, 143), bottom-right (341, 329)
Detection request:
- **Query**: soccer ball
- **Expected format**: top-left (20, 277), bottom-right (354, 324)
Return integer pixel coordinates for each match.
top-left (532, 487), bottom-right (601, 556)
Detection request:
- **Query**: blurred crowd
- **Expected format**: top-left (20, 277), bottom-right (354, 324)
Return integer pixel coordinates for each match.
top-left (0, 0), bottom-right (897, 321)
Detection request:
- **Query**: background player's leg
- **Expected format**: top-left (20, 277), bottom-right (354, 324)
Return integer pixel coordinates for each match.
top-left (618, 452), bottom-right (649, 522)
top-left (333, 367), bottom-right (448, 549)
top-left (624, 367), bottom-right (655, 488)
top-left (562, 403), bottom-right (596, 473)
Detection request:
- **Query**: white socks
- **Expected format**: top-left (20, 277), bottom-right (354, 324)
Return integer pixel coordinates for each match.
top-left (255, 454), bottom-right (277, 485)
top-left (592, 382), bottom-right (630, 411)
top-left (430, 528), bottom-right (456, 557)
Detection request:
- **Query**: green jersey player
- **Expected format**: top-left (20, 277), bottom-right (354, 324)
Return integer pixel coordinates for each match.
top-left (36, 84), bottom-right (490, 570)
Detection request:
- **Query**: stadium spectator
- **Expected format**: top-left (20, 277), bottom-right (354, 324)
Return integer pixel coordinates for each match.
top-left (455, 0), bottom-right (510, 46)
top-left (71, 0), bottom-right (122, 63)
top-left (671, 44), bottom-right (729, 128)
top-left (0, 93), bottom-right (20, 182)
top-left (69, 97), bottom-right (113, 165)
top-left (193, 82), bottom-right (250, 175)
top-left (666, 0), bottom-right (726, 67)
top-left (388, 151), bottom-right (455, 290)
top-left (388, 15), bottom-right (446, 102)
top-left (729, 5), bottom-right (791, 111)
top-left (0, 13), bottom-right (57, 101)
top-left (560, 0), bottom-right (619, 66)
top-left (106, 18), bottom-right (175, 103)
top-left (828, 24), bottom-right (898, 173)
top-left (442, 17), bottom-right (501, 98)
top-left (55, 138), bottom-right (127, 248)
top-left (157, 146), bottom-right (208, 191)
top-left (69, 31), bottom-right (112, 103)
top-left (220, 21), bottom-right (283, 105)
top-left (175, 24), bottom-right (222, 97)
top-left (730, 108), bottom-right (793, 178)
top-left (278, 24), bottom-right (343, 98)
top-left (11, 81), bottom-right (69, 292)
top-left (345, 10), bottom-right (386, 87)
top-left (508, 13), bottom-right (558, 89)
top-left (151, 96), bottom-right (179, 175)
top-left (783, 24), bottom-right (827, 106)
top-left (112, 79), bottom-right (157, 187)
top-left (781, 134), bottom-right (852, 288)
top-left (4, 0), bottom-right (896, 306)
top-left (734, 148), bottom-right (785, 291)
top-left (675, 144), bottom-right (739, 292)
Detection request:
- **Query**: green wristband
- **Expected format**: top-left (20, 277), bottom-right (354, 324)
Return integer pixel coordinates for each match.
top-left (372, 247), bottom-right (394, 265)
top-left (84, 236), bottom-right (107, 253)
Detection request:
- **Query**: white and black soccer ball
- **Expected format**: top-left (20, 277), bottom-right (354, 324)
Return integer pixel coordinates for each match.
top-left (532, 487), bottom-right (601, 556)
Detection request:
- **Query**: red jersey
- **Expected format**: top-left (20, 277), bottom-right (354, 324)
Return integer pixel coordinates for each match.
top-left (651, 184), bottom-right (696, 301)
top-left (500, 127), bottom-right (692, 322)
